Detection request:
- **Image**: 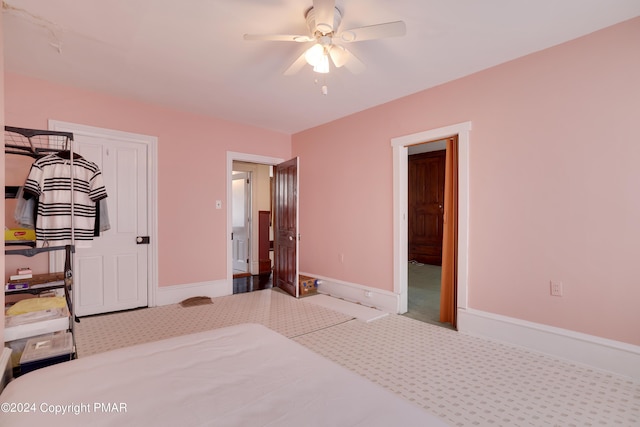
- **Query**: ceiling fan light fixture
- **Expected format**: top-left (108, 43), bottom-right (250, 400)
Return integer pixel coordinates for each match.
top-left (304, 43), bottom-right (324, 66)
top-left (329, 45), bottom-right (348, 68)
top-left (313, 53), bottom-right (330, 73)
top-left (244, 4), bottom-right (406, 77)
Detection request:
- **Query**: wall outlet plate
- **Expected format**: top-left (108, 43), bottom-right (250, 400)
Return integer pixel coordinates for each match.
top-left (550, 280), bottom-right (563, 296)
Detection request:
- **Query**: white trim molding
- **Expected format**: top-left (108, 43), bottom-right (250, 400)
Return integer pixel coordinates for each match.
top-left (305, 273), bottom-right (399, 313)
top-left (391, 121), bottom-right (471, 314)
top-left (156, 280), bottom-right (231, 306)
top-left (458, 308), bottom-right (640, 380)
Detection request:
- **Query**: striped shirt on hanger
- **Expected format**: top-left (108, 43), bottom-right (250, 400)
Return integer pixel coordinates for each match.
top-left (23, 152), bottom-right (107, 248)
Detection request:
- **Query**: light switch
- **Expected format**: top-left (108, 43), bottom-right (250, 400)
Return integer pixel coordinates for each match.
top-left (215, 200), bottom-right (222, 209)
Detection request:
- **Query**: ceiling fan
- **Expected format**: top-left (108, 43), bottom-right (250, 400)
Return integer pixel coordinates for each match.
top-left (243, 0), bottom-right (406, 75)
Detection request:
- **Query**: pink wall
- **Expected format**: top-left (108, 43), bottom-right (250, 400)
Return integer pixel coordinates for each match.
top-left (3, 17), bottom-right (639, 348)
top-left (4, 74), bottom-right (291, 288)
top-left (293, 17), bottom-right (640, 346)
top-left (1, 13), bottom-right (5, 341)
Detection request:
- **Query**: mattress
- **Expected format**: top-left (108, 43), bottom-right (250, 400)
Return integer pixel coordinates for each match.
top-left (0, 323), bottom-right (448, 426)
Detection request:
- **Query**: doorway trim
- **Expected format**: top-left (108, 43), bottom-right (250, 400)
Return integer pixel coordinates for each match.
top-left (226, 152), bottom-right (284, 285)
top-left (391, 121), bottom-right (471, 314)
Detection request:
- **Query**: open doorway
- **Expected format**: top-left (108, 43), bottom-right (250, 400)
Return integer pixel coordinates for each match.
top-left (227, 152), bottom-right (300, 298)
top-left (232, 171), bottom-right (251, 277)
top-left (391, 122), bottom-right (471, 330)
top-left (404, 140), bottom-right (449, 327)
top-left (231, 161), bottom-right (273, 293)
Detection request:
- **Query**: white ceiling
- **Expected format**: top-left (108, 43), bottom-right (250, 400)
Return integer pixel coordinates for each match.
top-left (3, 1), bottom-right (639, 134)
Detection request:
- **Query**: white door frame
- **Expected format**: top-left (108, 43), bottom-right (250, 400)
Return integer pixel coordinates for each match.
top-left (49, 120), bottom-right (159, 307)
top-left (226, 152), bottom-right (284, 284)
top-left (391, 121), bottom-right (471, 314)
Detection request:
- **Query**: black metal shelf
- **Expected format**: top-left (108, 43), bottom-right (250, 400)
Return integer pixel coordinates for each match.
top-left (5, 282), bottom-right (66, 295)
top-left (5, 245), bottom-right (75, 257)
top-left (5, 240), bottom-right (36, 248)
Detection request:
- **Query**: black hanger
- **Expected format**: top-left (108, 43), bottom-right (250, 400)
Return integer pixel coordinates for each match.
top-left (56, 150), bottom-right (83, 160)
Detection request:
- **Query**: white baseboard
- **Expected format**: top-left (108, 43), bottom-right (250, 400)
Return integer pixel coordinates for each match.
top-left (155, 279), bottom-right (231, 306)
top-left (1, 347), bottom-right (12, 393)
top-left (457, 308), bottom-right (640, 380)
top-left (303, 273), bottom-right (399, 313)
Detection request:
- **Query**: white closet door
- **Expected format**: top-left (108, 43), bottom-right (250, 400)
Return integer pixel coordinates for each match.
top-left (70, 135), bottom-right (148, 316)
top-left (44, 128), bottom-right (150, 318)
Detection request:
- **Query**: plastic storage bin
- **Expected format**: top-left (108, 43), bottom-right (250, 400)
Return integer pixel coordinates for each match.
top-left (19, 332), bottom-right (73, 374)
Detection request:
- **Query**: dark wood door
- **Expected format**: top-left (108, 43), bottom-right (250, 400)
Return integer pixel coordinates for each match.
top-left (408, 150), bottom-right (446, 265)
top-left (258, 210), bottom-right (272, 275)
top-left (274, 157), bottom-right (298, 297)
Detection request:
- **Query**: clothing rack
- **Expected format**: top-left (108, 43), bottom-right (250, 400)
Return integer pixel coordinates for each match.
top-left (4, 126), bottom-right (74, 158)
top-left (5, 125), bottom-right (77, 247)
top-left (4, 125), bottom-right (78, 367)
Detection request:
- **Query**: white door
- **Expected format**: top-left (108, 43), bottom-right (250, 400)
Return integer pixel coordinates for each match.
top-left (50, 122), bottom-right (152, 317)
top-left (232, 172), bottom-right (250, 273)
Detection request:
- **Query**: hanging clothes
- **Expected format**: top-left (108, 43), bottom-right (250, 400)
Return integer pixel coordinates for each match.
top-left (23, 151), bottom-right (108, 248)
top-left (13, 185), bottom-right (37, 229)
top-left (95, 198), bottom-right (111, 235)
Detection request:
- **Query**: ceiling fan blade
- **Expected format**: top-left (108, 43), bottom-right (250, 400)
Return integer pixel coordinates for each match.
top-left (342, 48), bottom-right (366, 74)
top-left (283, 51), bottom-right (309, 76)
top-left (312, 0), bottom-right (336, 33)
top-left (244, 34), bottom-right (313, 42)
top-left (338, 21), bottom-right (406, 42)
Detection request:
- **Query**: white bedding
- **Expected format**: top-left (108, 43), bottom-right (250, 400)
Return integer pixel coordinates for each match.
top-left (1, 323), bottom-right (447, 426)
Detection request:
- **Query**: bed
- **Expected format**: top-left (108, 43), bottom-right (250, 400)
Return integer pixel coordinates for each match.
top-left (0, 323), bottom-right (448, 426)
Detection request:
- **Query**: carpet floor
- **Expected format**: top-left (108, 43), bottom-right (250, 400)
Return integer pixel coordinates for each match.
top-left (75, 289), bottom-right (640, 427)
top-left (75, 289), bottom-right (351, 357)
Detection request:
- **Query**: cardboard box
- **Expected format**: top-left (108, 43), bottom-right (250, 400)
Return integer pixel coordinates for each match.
top-left (4, 229), bottom-right (35, 241)
top-left (298, 275), bottom-right (318, 297)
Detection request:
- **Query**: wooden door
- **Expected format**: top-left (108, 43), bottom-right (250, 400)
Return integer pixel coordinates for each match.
top-left (408, 150), bottom-right (445, 265)
top-left (273, 157), bottom-right (298, 297)
top-left (258, 210), bottom-right (272, 275)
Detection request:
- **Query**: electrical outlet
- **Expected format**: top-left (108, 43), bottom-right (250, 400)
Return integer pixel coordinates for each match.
top-left (550, 280), bottom-right (563, 297)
